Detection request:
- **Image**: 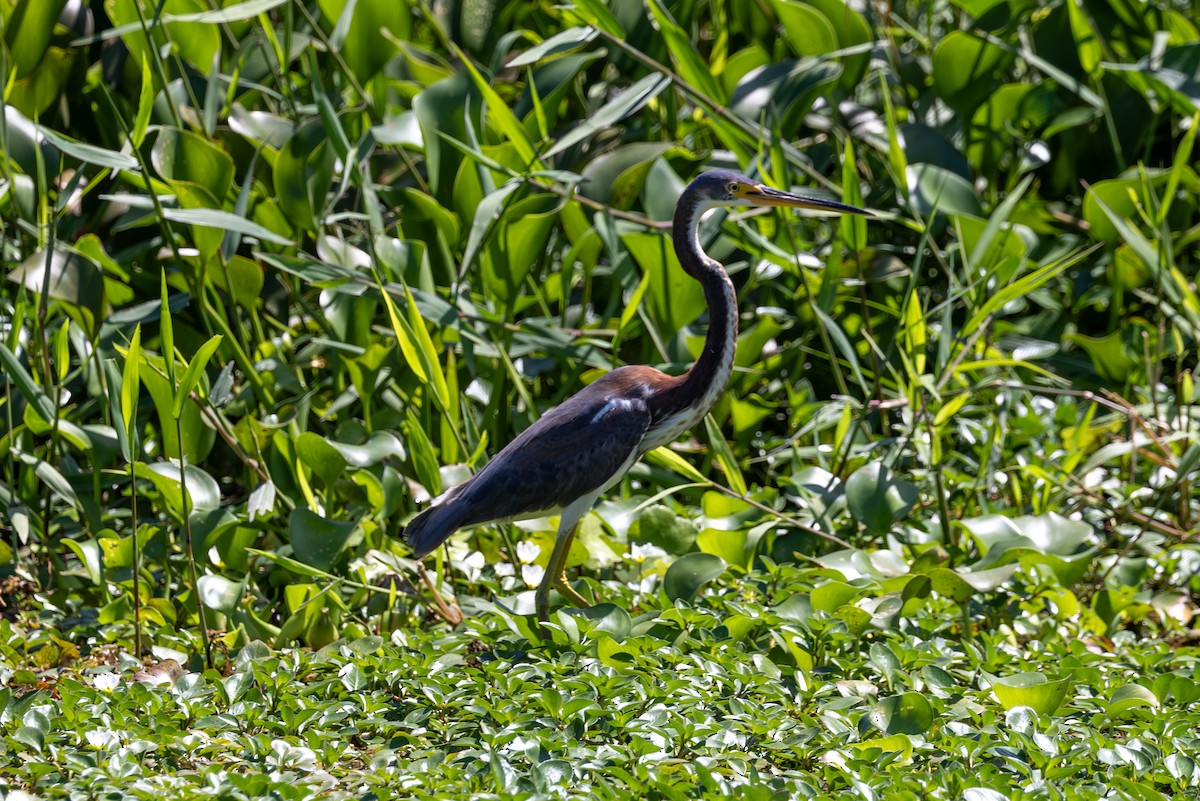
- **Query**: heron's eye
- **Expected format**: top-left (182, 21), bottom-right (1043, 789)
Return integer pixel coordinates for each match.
top-left (727, 182), bottom-right (739, 196)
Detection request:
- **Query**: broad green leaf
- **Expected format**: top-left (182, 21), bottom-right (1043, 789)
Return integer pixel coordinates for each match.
top-left (197, 575), bottom-right (244, 618)
top-left (845, 462), bottom-right (919, 535)
top-left (7, 248), bottom-right (105, 331)
top-left (931, 31), bottom-right (1011, 115)
top-left (992, 672), bottom-right (1072, 715)
top-left (296, 431), bottom-right (349, 485)
top-left (288, 509), bottom-right (357, 572)
top-left (868, 692), bottom-right (934, 735)
top-left (1107, 684), bottom-right (1160, 717)
top-left (664, 553), bottom-right (726, 602)
top-left (151, 127), bottom-right (234, 201)
top-left (629, 506), bottom-right (698, 556)
top-left (64, 537), bottom-right (103, 585)
top-left (274, 120), bottom-right (336, 233)
top-left (134, 461), bottom-right (221, 517)
top-left (696, 528), bottom-right (750, 569)
top-left (810, 580), bottom-right (863, 613)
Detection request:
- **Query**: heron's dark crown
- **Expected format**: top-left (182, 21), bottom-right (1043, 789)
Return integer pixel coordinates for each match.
top-left (686, 169), bottom-right (757, 203)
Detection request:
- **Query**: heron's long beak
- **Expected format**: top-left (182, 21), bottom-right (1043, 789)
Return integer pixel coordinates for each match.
top-left (742, 184), bottom-right (873, 216)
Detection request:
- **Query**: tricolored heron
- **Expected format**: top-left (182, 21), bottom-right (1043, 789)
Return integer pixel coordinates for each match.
top-left (406, 170), bottom-right (871, 623)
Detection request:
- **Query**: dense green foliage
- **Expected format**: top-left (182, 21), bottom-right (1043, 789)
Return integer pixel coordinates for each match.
top-left (2, 0), bottom-right (1199, 796)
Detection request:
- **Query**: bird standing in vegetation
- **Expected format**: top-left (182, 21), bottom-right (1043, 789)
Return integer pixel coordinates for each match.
top-left (406, 170), bottom-right (871, 623)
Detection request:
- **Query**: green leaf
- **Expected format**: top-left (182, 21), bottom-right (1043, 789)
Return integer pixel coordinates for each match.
top-left (4, 0), bottom-right (69, 78)
top-left (0, 342), bottom-right (56, 424)
top-left (288, 508), bottom-right (357, 573)
top-left (317, 0), bottom-right (408, 82)
top-left (647, 0), bottom-right (725, 102)
top-left (1107, 684), bottom-right (1160, 717)
top-left (64, 537), bottom-right (103, 585)
top-left (664, 553), bottom-right (726, 602)
top-left (274, 120), bottom-right (336, 233)
top-left (543, 73), bottom-right (670, 160)
top-left (197, 575), bottom-right (244, 618)
top-left (120, 325), bottom-right (143, 457)
top-left (172, 334), bottom-right (222, 418)
top-left (296, 431), bottom-right (349, 486)
top-left (704, 416), bottom-right (747, 496)
top-left (33, 122), bottom-right (139, 170)
top-left (845, 462), bottom-right (919, 535)
top-left (696, 528), bottom-right (751, 570)
top-left (868, 692), bottom-right (934, 735)
top-left (135, 461), bottom-right (221, 517)
top-left (810, 580), bottom-right (863, 613)
top-left (151, 126), bottom-right (234, 201)
top-left (630, 506), bottom-right (698, 556)
top-left (160, 208), bottom-right (293, 246)
top-left (7, 247), bottom-right (106, 330)
top-left (931, 31), bottom-right (1011, 115)
top-left (992, 672), bottom-right (1072, 715)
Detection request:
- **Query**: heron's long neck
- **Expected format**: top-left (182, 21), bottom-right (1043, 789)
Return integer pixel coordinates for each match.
top-left (670, 197), bottom-right (738, 418)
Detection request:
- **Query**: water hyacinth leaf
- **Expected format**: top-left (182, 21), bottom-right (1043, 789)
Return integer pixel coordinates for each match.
top-left (274, 120), bottom-right (336, 233)
top-left (926, 568), bottom-right (975, 603)
top-left (629, 506), bottom-right (697, 556)
top-left (931, 30), bottom-right (1011, 115)
top-left (1107, 684), bottom-right (1160, 717)
top-left (731, 60), bottom-right (841, 132)
top-left (296, 431), bottom-right (349, 485)
top-left (623, 231), bottom-right (706, 336)
top-left (327, 432), bottom-right (407, 467)
top-left (134, 461), bottom-right (221, 518)
top-left (992, 672), bottom-right (1072, 715)
top-left (568, 603), bottom-right (632, 641)
top-left (696, 527), bottom-right (750, 569)
top-left (64, 538), bottom-right (103, 585)
top-left (151, 127), bottom-right (234, 201)
top-left (484, 194), bottom-right (561, 302)
top-left (868, 692), bottom-right (934, 735)
top-left (811, 580), bottom-right (863, 613)
top-left (8, 248), bottom-right (105, 329)
top-left (197, 575), bottom-right (244, 618)
top-left (664, 552), bottom-right (726, 602)
top-left (845, 462), bottom-right (919, 535)
top-left (288, 509), bottom-right (356, 572)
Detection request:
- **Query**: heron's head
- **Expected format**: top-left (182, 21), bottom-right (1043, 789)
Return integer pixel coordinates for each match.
top-left (689, 169), bottom-right (872, 216)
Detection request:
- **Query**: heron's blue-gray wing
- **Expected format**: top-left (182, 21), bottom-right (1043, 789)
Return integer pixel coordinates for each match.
top-left (405, 384), bottom-right (652, 558)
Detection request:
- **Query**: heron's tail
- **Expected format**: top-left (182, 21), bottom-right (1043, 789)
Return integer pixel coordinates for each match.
top-left (404, 491), bottom-right (469, 559)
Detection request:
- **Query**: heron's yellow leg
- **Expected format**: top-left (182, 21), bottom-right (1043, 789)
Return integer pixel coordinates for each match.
top-left (535, 522), bottom-right (590, 623)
